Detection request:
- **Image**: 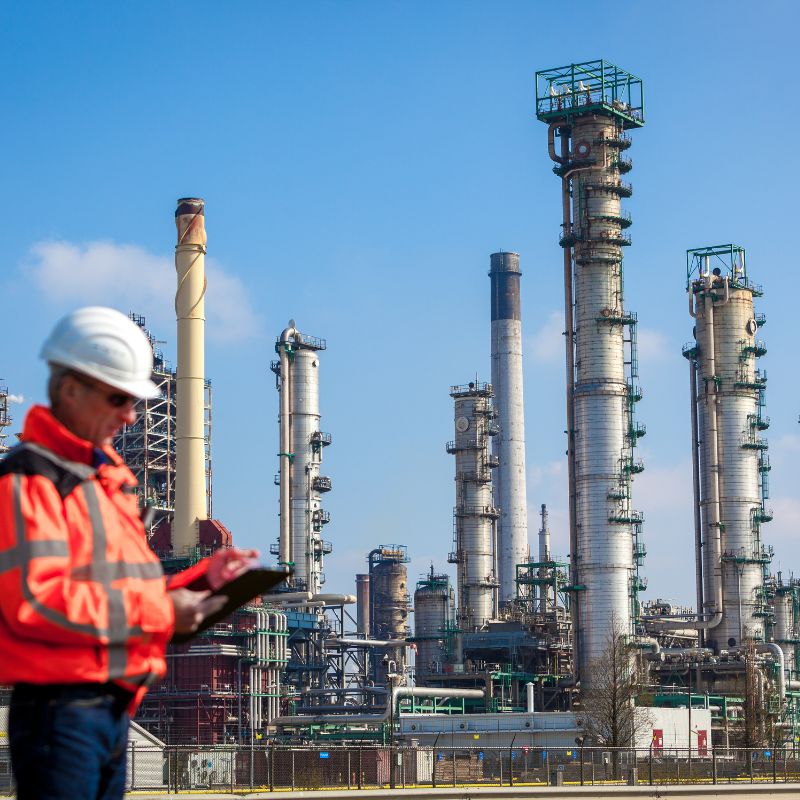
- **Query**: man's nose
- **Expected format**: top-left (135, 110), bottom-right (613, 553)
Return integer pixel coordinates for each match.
top-left (120, 405), bottom-right (137, 425)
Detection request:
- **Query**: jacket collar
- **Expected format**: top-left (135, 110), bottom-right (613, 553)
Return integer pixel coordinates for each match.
top-left (23, 405), bottom-right (125, 469)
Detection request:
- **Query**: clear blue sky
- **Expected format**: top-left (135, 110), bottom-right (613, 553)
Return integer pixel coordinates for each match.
top-left (2, 1), bottom-right (799, 609)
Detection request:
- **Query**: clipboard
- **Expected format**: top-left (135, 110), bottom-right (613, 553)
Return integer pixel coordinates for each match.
top-left (172, 565), bottom-right (291, 643)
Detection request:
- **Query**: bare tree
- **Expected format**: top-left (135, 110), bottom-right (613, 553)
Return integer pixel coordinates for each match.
top-left (579, 620), bottom-right (651, 778)
top-left (732, 639), bottom-right (781, 751)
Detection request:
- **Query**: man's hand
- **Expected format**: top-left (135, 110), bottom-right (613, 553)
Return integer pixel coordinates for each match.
top-left (206, 548), bottom-right (260, 591)
top-left (169, 588), bottom-right (228, 634)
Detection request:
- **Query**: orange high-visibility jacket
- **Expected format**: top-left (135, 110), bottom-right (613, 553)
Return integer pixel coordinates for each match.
top-left (0, 405), bottom-right (209, 705)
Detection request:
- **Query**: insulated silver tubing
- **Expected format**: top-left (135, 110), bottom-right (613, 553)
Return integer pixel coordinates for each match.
top-left (489, 252), bottom-right (528, 605)
top-left (278, 325), bottom-right (295, 568)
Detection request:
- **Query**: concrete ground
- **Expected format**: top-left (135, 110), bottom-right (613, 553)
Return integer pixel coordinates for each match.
top-left (124, 783), bottom-right (800, 799)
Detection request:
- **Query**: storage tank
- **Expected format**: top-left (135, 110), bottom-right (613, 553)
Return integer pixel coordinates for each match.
top-left (413, 569), bottom-right (454, 685)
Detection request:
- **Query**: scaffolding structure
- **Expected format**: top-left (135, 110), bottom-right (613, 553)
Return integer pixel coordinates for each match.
top-left (136, 606), bottom-right (289, 745)
top-left (114, 313), bottom-right (212, 531)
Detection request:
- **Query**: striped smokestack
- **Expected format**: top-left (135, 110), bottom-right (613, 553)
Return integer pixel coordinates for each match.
top-left (489, 251), bottom-right (528, 605)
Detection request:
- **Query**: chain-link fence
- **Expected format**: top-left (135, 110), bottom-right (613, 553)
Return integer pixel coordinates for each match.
top-left (2, 744), bottom-right (800, 793)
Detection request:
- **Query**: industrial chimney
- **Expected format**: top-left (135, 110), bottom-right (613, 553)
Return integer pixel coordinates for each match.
top-left (173, 198), bottom-right (208, 555)
top-left (489, 251), bottom-right (528, 606)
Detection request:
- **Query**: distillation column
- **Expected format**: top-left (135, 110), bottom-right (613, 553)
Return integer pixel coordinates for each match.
top-left (687, 247), bottom-right (771, 651)
top-left (369, 546), bottom-right (410, 685)
top-left (489, 251), bottom-right (529, 605)
top-left (412, 568), bottom-right (454, 686)
top-left (272, 327), bottom-right (332, 594)
top-left (536, 62), bottom-right (646, 684)
top-left (174, 198), bottom-right (208, 555)
top-left (447, 382), bottom-right (498, 631)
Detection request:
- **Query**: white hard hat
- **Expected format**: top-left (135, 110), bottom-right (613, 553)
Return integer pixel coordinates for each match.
top-left (40, 306), bottom-right (160, 399)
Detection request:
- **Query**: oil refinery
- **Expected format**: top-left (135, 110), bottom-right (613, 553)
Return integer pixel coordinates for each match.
top-left (2, 58), bottom-right (798, 759)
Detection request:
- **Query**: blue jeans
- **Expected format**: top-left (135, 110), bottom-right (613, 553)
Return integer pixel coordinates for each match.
top-left (10, 683), bottom-right (131, 800)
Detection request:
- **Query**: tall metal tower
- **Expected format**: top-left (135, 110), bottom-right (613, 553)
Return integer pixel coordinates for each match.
top-left (684, 245), bottom-right (772, 651)
top-left (271, 325), bottom-right (332, 595)
top-left (536, 61), bottom-right (646, 684)
top-left (446, 381), bottom-right (499, 632)
top-left (489, 251), bottom-right (529, 606)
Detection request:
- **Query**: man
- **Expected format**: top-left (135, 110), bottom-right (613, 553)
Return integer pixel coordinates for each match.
top-left (0, 307), bottom-right (257, 799)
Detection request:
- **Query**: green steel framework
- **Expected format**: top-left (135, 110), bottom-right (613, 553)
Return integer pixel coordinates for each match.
top-left (535, 60), bottom-right (644, 128)
top-left (686, 244), bottom-right (761, 295)
top-left (514, 559), bottom-right (570, 614)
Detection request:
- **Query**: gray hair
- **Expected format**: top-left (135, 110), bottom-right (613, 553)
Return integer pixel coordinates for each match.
top-left (47, 364), bottom-right (71, 408)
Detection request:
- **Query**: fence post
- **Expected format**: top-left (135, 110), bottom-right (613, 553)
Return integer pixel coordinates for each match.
top-left (348, 750), bottom-right (352, 790)
top-left (132, 742), bottom-right (138, 791)
top-left (452, 750), bottom-right (456, 787)
top-left (712, 747), bottom-right (717, 784)
top-left (688, 742), bottom-right (692, 782)
top-left (291, 749), bottom-right (295, 792)
top-left (509, 747), bottom-right (514, 787)
top-left (748, 750), bottom-right (754, 783)
top-left (649, 744), bottom-right (653, 786)
top-left (773, 749), bottom-right (777, 784)
top-left (231, 748), bottom-right (235, 793)
top-left (431, 748), bottom-right (436, 789)
top-left (580, 746), bottom-right (584, 786)
top-left (269, 743), bottom-right (275, 792)
top-left (358, 747), bottom-right (363, 790)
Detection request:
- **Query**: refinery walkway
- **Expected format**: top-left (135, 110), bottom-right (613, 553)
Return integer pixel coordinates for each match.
top-left (125, 785), bottom-right (800, 799)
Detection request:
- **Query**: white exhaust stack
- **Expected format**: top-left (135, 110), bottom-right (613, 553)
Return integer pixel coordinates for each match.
top-left (173, 198), bottom-right (208, 555)
top-left (489, 251), bottom-right (528, 605)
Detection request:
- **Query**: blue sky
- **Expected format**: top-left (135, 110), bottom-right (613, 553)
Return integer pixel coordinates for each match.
top-left (2, 1), bottom-right (799, 610)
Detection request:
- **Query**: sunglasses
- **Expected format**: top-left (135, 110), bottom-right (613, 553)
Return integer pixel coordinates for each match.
top-left (67, 372), bottom-right (137, 408)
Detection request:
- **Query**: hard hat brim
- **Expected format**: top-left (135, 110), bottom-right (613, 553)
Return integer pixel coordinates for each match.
top-left (73, 365), bottom-right (161, 399)
top-left (114, 376), bottom-right (162, 400)
top-left (46, 358), bottom-right (162, 400)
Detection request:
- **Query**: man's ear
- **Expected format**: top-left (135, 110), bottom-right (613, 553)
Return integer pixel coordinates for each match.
top-left (58, 374), bottom-right (81, 407)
